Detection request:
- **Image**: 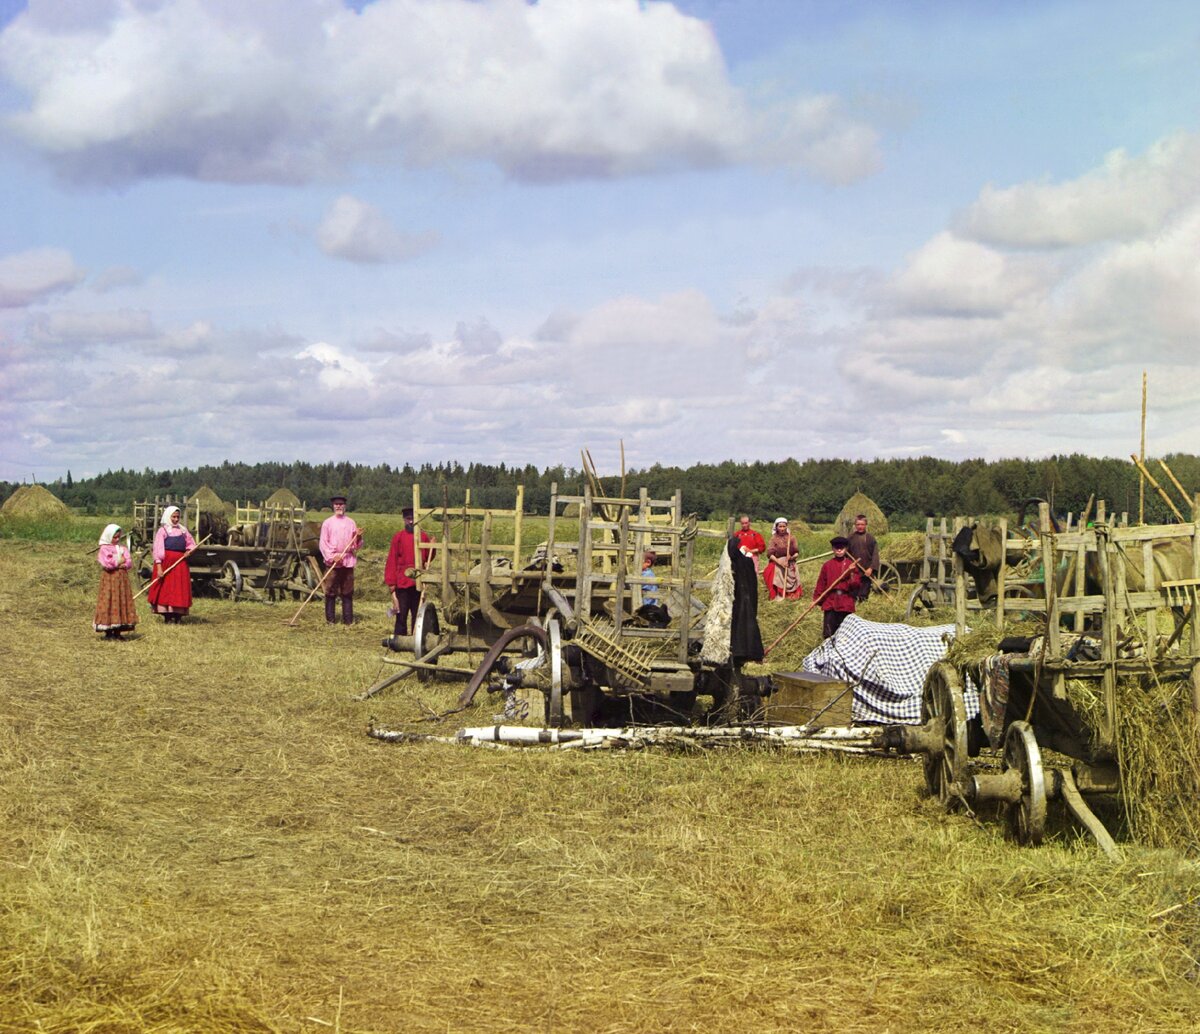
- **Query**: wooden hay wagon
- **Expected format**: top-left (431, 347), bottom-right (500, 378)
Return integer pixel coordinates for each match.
top-left (886, 501), bottom-right (1200, 854)
top-left (373, 483), bottom-right (767, 726)
top-left (131, 496), bottom-right (322, 602)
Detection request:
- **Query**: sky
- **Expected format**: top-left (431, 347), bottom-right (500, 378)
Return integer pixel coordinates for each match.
top-left (1, 0), bottom-right (1199, 481)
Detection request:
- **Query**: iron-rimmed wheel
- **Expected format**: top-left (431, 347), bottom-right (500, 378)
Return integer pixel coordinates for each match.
top-left (1003, 720), bottom-right (1047, 846)
top-left (875, 561), bottom-right (902, 597)
top-left (906, 583), bottom-right (937, 619)
top-left (545, 618), bottom-right (565, 727)
top-left (413, 599), bottom-right (440, 683)
top-left (217, 560), bottom-right (243, 600)
top-left (921, 661), bottom-right (968, 810)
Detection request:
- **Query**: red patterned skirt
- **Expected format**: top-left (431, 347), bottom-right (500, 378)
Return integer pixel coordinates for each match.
top-left (94, 568), bottom-right (138, 632)
top-left (148, 550), bottom-right (192, 614)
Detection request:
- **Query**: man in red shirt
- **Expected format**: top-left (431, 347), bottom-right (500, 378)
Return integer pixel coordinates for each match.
top-left (384, 506), bottom-right (434, 636)
top-left (733, 514), bottom-right (766, 572)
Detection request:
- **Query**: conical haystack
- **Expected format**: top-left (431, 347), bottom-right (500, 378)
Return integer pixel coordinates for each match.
top-left (835, 491), bottom-right (888, 536)
top-left (187, 484), bottom-right (225, 512)
top-left (1, 484), bottom-right (71, 518)
top-left (265, 487), bottom-right (302, 509)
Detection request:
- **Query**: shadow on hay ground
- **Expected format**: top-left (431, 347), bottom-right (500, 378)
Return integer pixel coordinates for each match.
top-left (1, 539), bottom-right (1200, 1033)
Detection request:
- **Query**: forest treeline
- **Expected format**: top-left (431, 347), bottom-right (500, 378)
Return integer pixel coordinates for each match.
top-left (6, 454), bottom-right (1199, 530)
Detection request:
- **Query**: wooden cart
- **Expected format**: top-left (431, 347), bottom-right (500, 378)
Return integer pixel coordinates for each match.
top-left (374, 483), bottom-right (766, 725)
top-left (131, 497), bottom-right (322, 602)
top-left (887, 501), bottom-right (1200, 853)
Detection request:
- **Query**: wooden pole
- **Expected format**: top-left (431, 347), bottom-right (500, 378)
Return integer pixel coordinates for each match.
top-left (132, 535), bottom-right (212, 600)
top-left (1131, 454), bottom-right (1185, 523)
top-left (1140, 370), bottom-right (1147, 525)
top-left (1157, 458), bottom-right (1192, 519)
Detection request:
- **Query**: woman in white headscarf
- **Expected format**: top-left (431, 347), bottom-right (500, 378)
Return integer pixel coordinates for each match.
top-left (763, 517), bottom-right (803, 601)
top-left (94, 524), bottom-right (137, 639)
top-left (147, 505), bottom-right (195, 623)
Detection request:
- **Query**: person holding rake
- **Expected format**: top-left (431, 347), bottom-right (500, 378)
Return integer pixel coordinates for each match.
top-left (814, 536), bottom-right (862, 639)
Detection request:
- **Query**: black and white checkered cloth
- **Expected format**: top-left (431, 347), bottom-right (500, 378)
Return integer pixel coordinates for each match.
top-left (801, 614), bottom-right (980, 724)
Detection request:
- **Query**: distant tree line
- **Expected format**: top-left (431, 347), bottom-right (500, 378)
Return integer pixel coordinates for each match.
top-left (5, 454), bottom-right (1198, 530)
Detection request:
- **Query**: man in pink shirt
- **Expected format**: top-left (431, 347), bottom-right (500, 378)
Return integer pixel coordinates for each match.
top-left (320, 494), bottom-right (362, 625)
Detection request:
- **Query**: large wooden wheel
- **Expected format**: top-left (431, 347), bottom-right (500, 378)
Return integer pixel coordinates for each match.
top-left (215, 560), bottom-right (242, 600)
top-left (1003, 720), bottom-right (1047, 846)
top-left (413, 600), bottom-right (440, 683)
top-left (921, 661), bottom-right (968, 810)
top-left (906, 583), bottom-right (945, 619)
top-left (874, 561), bottom-right (902, 596)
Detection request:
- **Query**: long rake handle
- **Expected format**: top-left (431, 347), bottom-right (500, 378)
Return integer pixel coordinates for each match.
top-left (285, 534), bottom-right (359, 626)
top-left (133, 535), bottom-right (211, 601)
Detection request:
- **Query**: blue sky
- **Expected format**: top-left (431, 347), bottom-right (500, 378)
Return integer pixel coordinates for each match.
top-left (2, 0), bottom-right (1199, 481)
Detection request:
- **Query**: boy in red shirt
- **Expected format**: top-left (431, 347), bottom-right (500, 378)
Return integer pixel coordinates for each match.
top-left (814, 536), bottom-right (861, 639)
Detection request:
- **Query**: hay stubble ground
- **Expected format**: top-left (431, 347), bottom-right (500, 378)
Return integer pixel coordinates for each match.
top-left (2, 533), bottom-right (1200, 1032)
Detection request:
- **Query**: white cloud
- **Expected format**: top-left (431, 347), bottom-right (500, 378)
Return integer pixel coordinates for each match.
top-left (296, 340), bottom-right (375, 391)
top-left (0, 247), bottom-right (84, 308)
top-left (957, 132), bottom-right (1200, 249)
top-left (889, 232), bottom-right (1048, 316)
top-left (316, 194), bottom-right (437, 263)
top-left (0, 0), bottom-right (880, 185)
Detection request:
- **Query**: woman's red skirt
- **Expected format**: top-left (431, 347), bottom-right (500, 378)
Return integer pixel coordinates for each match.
top-left (148, 550), bottom-right (192, 613)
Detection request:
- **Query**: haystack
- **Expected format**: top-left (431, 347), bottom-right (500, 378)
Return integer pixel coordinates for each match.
top-left (187, 484), bottom-right (225, 512)
top-left (1, 484), bottom-right (70, 518)
top-left (836, 491), bottom-right (888, 536)
top-left (265, 487), bottom-right (302, 509)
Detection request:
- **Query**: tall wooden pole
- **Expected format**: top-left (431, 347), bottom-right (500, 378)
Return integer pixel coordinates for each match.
top-left (1139, 370), bottom-right (1147, 525)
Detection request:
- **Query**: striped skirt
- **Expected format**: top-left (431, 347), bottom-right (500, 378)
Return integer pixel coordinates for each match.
top-left (94, 568), bottom-right (138, 632)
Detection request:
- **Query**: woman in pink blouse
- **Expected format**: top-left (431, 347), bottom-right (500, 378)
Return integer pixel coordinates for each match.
top-left (94, 523), bottom-right (137, 639)
top-left (147, 505), bottom-right (195, 623)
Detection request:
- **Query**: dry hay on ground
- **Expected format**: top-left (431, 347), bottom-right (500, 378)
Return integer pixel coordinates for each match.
top-left (1, 484), bottom-right (70, 518)
top-left (835, 491), bottom-right (889, 536)
top-left (5, 534), bottom-right (1200, 1032)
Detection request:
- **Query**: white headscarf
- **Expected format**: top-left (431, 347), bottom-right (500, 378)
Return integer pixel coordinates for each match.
top-left (160, 505), bottom-right (181, 528)
top-left (774, 517), bottom-right (789, 529)
top-left (99, 523), bottom-right (122, 545)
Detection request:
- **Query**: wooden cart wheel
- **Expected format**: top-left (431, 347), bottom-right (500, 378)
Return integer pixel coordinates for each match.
top-left (906, 583), bottom-right (938, 619)
top-left (875, 561), bottom-right (902, 596)
top-left (216, 560), bottom-right (243, 600)
top-left (413, 600), bottom-right (440, 684)
top-left (291, 558), bottom-right (318, 600)
top-left (1003, 720), bottom-right (1047, 846)
top-left (545, 617), bottom-right (566, 727)
top-left (920, 661), bottom-right (968, 810)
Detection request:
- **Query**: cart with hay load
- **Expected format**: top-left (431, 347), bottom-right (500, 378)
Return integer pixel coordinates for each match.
top-left (131, 496), bottom-right (322, 602)
top-left (372, 483), bottom-right (765, 725)
top-left (886, 500), bottom-right (1200, 855)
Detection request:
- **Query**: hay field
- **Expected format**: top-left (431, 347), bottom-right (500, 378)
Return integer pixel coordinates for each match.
top-left (3, 521), bottom-right (1200, 1033)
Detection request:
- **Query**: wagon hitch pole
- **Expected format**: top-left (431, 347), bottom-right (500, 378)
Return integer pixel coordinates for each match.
top-left (355, 641), bottom-right (452, 701)
top-left (132, 535), bottom-right (212, 601)
top-left (284, 533), bottom-right (360, 627)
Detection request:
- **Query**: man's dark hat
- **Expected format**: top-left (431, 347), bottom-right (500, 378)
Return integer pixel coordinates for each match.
top-left (401, 506), bottom-right (414, 518)
top-left (831, 536), bottom-right (850, 548)
top-left (331, 494), bottom-right (348, 505)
